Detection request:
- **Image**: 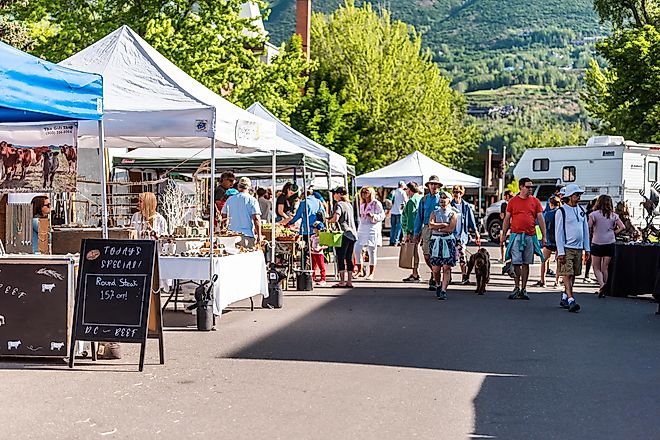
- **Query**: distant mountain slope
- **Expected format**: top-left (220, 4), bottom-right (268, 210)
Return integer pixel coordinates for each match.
top-left (264, 0), bottom-right (607, 97)
top-left (265, 0), bottom-right (605, 52)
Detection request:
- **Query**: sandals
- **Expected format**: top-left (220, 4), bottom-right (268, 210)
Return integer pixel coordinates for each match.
top-left (332, 283), bottom-right (347, 288)
top-left (533, 281), bottom-right (545, 287)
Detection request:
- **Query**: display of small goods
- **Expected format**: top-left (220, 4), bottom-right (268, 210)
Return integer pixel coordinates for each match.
top-left (262, 224), bottom-right (298, 241)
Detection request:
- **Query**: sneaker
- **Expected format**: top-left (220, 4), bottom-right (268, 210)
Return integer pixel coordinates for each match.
top-left (316, 281), bottom-right (326, 287)
top-left (533, 280), bottom-right (545, 288)
top-left (508, 287), bottom-right (521, 300)
top-left (546, 269), bottom-right (556, 277)
top-left (519, 289), bottom-right (530, 300)
top-left (436, 288), bottom-right (447, 300)
top-left (583, 277), bottom-right (596, 284)
top-left (460, 276), bottom-right (470, 285)
top-left (568, 301), bottom-right (581, 313)
top-left (559, 296), bottom-right (570, 309)
top-left (402, 275), bottom-right (420, 283)
top-left (428, 278), bottom-right (437, 291)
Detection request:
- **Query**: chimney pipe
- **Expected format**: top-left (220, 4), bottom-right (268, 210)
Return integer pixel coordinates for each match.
top-left (296, 0), bottom-right (311, 59)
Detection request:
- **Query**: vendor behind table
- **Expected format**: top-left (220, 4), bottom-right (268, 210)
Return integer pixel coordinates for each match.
top-left (221, 177), bottom-right (262, 249)
top-left (131, 192), bottom-right (168, 240)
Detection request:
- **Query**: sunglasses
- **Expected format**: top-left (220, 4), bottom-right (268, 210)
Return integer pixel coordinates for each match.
top-left (428, 183), bottom-right (440, 186)
top-left (43, 203), bottom-right (51, 207)
top-left (453, 191), bottom-right (462, 194)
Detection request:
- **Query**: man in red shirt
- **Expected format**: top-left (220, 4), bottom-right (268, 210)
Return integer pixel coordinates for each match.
top-left (500, 177), bottom-right (547, 299)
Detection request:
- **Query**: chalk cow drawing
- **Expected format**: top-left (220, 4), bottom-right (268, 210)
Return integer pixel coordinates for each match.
top-left (7, 340), bottom-right (21, 350)
top-left (50, 342), bottom-right (65, 351)
top-left (41, 283), bottom-right (56, 293)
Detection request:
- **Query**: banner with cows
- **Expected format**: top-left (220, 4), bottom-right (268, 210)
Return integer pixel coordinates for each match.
top-left (0, 123), bottom-right (78, 193)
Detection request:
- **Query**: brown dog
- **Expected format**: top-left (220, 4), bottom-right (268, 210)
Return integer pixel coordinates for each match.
top-left (466, 248), bottom-right (490, 295)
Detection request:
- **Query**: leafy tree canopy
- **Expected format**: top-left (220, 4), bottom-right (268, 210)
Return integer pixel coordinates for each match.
top-left (584, 0), bottom-right (660, 142)
top-left (291, 1), bottom-right (479, 175)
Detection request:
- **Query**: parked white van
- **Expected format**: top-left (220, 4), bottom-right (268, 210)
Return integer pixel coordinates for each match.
top-left (513, 135), bottom-right (660, 228)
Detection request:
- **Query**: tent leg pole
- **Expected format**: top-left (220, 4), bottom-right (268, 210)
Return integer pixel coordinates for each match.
top-left (478, 185), bottom-right (483, 227)
top-left (209, 136), bottom-right (216, 281)
top-left (98, 120), bottom-right (108, 239)
top-left (302, 162), bottom-right (310, 272)
top-left (271, 150), bottom-right (277, 264)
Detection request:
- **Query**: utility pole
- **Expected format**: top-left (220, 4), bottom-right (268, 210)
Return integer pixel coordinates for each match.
top-left (499, 145), bottom-right (507, 197)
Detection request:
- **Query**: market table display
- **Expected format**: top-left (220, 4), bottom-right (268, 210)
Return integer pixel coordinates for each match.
top-left (606, 243), bottom-right (660, 312)
top-left (159, 251), bottom-right (268, 315)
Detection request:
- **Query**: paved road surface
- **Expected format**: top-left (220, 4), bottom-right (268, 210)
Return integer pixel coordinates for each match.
top-left (1, 244), bottom-right (659, 439)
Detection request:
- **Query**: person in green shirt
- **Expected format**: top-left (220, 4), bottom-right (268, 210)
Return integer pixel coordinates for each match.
top-left (401, 182), bottom-right (423, 282)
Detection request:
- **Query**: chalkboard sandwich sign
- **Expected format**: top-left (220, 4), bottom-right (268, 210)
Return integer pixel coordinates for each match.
top-left (69, 239), bottom-right (164, 371)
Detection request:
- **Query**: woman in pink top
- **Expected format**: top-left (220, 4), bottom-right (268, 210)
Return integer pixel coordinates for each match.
top-left (588, 195), bottom-right (625, 297)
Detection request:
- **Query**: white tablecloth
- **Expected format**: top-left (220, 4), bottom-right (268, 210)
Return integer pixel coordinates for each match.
top-left (159, 251), bottom-right (268, 315)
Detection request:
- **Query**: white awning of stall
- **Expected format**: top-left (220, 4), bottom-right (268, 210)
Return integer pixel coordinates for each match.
top-left (355, 150), bottom-right (481, 188)
top-left (60, 25), bottom-right (281, 152)
top-left (247, 102), bottom-right (348, 176)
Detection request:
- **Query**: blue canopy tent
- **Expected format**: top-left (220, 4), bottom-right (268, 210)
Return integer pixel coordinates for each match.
top-left (0, 41), bottom-right (108, 234)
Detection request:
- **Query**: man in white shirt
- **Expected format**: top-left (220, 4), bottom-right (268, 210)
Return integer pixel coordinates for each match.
top-left (389, 180), bottom-right (409, 246)
top-left (555, 183), bottom-right (590, 313)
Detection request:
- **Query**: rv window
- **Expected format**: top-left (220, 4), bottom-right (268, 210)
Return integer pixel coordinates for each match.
top-left (648, 162), bottom-right (658, 182)
top-left (533, 158), bottom-right (549, 172)
top-left (563, 166), bottom-right (576, 182)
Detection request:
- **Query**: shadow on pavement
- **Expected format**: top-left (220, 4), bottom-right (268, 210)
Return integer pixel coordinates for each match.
top-left (228, 283), bottom-right (660, 438)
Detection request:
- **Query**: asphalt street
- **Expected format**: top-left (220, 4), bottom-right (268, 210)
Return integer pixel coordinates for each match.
top-left (1, 244), bottom-right (659, 439)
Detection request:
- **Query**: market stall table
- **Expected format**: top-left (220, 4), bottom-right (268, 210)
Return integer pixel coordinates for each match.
top-left (159, 251), bottom-right (268, 315)
top-left (605, 243), bottom-right (660, 313)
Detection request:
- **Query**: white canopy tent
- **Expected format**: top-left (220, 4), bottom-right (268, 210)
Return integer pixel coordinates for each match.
top-left (355, 151), bottom-right (481, 189)
top-left (60, 25), bottom-right (279, 152)
top-left (247, 102), bottom-right (348, 177)
top-left (59, 25), bottom-right (302, 270)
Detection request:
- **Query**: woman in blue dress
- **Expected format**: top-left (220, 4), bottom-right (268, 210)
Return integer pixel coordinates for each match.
top-left (428, 191), bottom-right (459, 300)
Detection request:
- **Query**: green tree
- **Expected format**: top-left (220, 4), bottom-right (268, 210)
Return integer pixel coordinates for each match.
top-left (0, 0), bottom-right (34, 50)
top-left (291, 1), bottom-right (479, 175)
top-left (584, 0), bottom-right (660, 142)
top-left (583, 26), bottom-right (660, 142)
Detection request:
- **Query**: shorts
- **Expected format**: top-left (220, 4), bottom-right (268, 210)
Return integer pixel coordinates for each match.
top-left (591, 243), bottom-right (615, 258)
top-left (558, 248), bottom-right (583, 276)
top-left (510, 234), bottom-right (535, 265)
top-left (421, 225), bottom-right (432, 256)
top-left (455, 242), bottom-right (467, 266)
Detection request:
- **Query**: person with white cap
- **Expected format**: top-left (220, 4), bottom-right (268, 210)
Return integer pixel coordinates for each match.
top-left (221, 176), bottom-right (262, 249)
top-left (389, 180), bottom-right (409, 246)
top-left (428, 190), bottom-right (459, 300)
top-left (555, 183), bottom-right (590, 312)
top-left (500, 177), bottom-right (546, 300)
top-left (413, 175), bottom-right (442, 291)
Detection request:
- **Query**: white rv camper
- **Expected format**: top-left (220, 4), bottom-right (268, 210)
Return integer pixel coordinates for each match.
top-left (513, 136), bottom-right (660, 227)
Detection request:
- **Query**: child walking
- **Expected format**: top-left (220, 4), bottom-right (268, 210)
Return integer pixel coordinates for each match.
top-left (311, 222), bottom-right (328, 286)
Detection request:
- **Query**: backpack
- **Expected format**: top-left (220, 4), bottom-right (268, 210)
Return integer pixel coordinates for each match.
top-left (549, 205), bottom-right (585, 243)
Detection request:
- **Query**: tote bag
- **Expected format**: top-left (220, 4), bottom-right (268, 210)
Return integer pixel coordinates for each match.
top-left (319, 230), bottom-right (343, 247)
top-left (398, 242), bottom-right (416, 269)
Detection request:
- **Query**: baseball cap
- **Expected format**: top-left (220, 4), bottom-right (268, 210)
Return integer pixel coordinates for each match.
top-left (237, 177), bottom-right (251, 189)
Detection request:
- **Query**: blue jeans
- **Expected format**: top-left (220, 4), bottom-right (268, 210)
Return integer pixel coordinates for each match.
top-left (390, 214), bottom-right (402, 245)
